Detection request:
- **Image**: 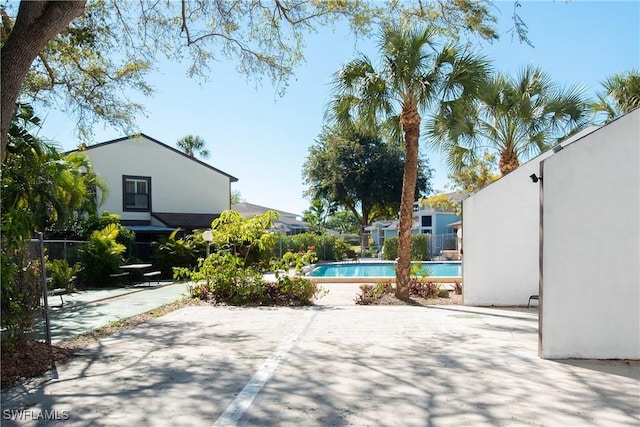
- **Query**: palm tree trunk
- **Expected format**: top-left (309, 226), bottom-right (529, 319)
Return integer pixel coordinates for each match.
top-left (396, 105), bottom-right (421, 300)
top-left (498, 148), bottom-right (520, 175)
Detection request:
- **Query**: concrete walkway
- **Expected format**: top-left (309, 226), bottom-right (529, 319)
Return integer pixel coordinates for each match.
top-left (3, 284), bottom-right (639, 426)
top-left (45, 282), bottom-right (189, 343)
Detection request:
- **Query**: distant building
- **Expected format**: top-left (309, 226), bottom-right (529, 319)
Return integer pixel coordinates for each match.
top-left (231, 202), bottom-right (310, 235)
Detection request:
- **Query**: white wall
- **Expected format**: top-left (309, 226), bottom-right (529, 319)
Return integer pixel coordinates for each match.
top-left (85, 135), bottom-right (233, 220)
top-left (540, 110), bottom-right (640, 359)
top-left (462, 128), bottom-right (597, 306)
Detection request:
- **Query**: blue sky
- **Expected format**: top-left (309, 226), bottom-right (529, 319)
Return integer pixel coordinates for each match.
top-left (40, 1), bottom-right (639, 216)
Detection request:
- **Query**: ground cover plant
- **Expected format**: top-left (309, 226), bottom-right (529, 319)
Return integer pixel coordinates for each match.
top-left (355, 280), bottom-right (462, 306)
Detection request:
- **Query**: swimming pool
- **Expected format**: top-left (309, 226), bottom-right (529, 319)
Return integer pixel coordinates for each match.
top-left (308, 261), bottom-right (461, 279)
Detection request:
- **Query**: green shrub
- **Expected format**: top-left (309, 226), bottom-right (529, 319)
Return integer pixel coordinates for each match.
top-left (47, 259), bottom-right (81, 291)
top-left (382, 235), bottom-right (431, 261)
top-left (1, 246), bottom-right (42, 344)
top-left (78, 224), bottom-right (126, 286)
top-left (411, 234), bottom-right (430, 261)
top-left (81, 211), bottom-right (135, 247)
top-left (382, 237), bottom-right (398, 260)
top-left (180, 251), bottom-right (321, 306)
top-left (152, 229), bottom-right (204, 278)
top-left (278, 232), bottom-right (348, 261)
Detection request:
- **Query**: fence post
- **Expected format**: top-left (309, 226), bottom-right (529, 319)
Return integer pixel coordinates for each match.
top-left (38, 233), bottom-right (53, 346)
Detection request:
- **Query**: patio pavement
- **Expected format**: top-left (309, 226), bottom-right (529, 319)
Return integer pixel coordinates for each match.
top-left (2, 283), bottom-right (639, 426)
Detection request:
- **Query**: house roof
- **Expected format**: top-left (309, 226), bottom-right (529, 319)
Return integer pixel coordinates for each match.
top-left (152, 212), bottom-right (220, 230)
top-left (71, 133), bottom-right (238, 182)
top-left (232, 202), bottom-right (310, 229)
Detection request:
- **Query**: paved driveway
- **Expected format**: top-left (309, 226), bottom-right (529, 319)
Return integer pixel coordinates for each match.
top-left (2, 299), bottom-right (638, 426)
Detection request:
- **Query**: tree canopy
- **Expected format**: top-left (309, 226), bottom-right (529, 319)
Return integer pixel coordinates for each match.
top-left (177, 134), bottom-right (210, 159)
top-left (429, 65), bottom-right (590, 176)
top-left (593, 69), bottom-right (640, 123)
top-left (1, 0), bottom-right (528, 156)
top-left (303, 124), bottom-right (432, 231)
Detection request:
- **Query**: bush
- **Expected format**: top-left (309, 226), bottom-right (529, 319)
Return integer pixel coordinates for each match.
top-left (1, 246), bottom-right (42, 344)
top-left (46, 259), bottom-right (81, 292)
top-left (180, 251), bottom-right (322, 306)
top-left (355, 279), bottom-right (440, 304)
top-left (381, 238), bottom-right (398, 260)
top-left (278, 232), bottom-right (348, 261)
top-left (382, 235), bottom-right (431, 261)
top-left (408, 278), bottom-right (440, 299)
top-left (355, 282), bottom-right (394, 304)
top-left (152, 230), bottom-right (204, 278)
top-left (78, 224), bottom-right (126, 286)
top-left (411, 234), bottom-right (430, 261)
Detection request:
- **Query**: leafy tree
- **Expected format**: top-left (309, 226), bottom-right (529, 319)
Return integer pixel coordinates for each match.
top-left (209, 210), bottom-right (279, 268)
top-left (1, 103), bottom-right (102, 342)
top-left (230, 189), bottom-right (242, 205)
top-left (593, 69), bottom-right (640, 123)
top-left (1, 103), bottom-right (105, 242)
top-left (302, 198), bottom-right (337, 232)
top-left (1, 0), bottom-right (527, 155)
top-left (420, 152), bottom-right (500, 214)
top-left (429, 65), bottom-right (590, 176)
top-left (328, 25), bottom-right (489, 299)
top-left (177, 134), bottom-right (210, 159)
top-left (303, 123), bottom-right (432, 237)
top-left (325, 209), bottom-right (359, 234)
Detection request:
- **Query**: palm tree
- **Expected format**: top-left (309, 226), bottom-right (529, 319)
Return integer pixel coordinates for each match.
top-left (593, 70), bottom-right (640, 123)
top-left (176, 134), bottom-right (210, 159)
top-left (328, 25), bottom-right (489, 299)
top-left (430, 65), bottom-right (590, 176)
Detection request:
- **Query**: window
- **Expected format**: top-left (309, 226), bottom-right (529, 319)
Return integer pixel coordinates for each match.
top-left (123, 176), bottom-right (151, 211)
top-left (421, 215), bottom-right (432, 227)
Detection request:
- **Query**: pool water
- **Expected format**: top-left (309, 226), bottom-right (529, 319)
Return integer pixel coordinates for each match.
top-left (308, 262), bottom-right (461, 278)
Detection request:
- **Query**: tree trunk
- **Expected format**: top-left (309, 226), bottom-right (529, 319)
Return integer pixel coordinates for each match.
top-left (396, 104), bottom-right (421, 300)
top-left (498, 148), bottom-right (520, 176)
top-left (1, 1), bottom-right (86, 157)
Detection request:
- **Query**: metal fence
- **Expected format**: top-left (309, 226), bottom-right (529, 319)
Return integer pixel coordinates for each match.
top-left (429, 233), bottom-right (460, 258)
top-left (0, 235), bottom-right (53, 344)
top-left (41, 240), bottom-right (155, 263)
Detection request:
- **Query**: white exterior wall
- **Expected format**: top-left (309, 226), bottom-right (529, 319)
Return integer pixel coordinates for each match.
top-left (85, 135), bottom-right (232, 221)
top-left (462, 164), bottom-right (540, 305)
top-left (462, 128), bottom-right (597, 306)
top-left (540, 111), bottom-right (640, 359)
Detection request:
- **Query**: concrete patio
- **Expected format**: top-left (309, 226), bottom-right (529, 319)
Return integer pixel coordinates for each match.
top-left (2, 290), bottom-right (638, 426)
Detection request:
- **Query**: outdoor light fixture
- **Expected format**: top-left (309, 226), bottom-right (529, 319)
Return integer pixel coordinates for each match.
top-left (202, 230), bottom-right (213, 257)
top-left (530, 174), bottom-right (542, 183)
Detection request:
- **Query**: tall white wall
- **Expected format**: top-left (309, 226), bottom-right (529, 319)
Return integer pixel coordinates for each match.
top-left (540, 111), bottom-right (640, 359)
top-left (462, 164), bottom-right (540, 305)
top-left (462, 128), bottom-right (597, 306)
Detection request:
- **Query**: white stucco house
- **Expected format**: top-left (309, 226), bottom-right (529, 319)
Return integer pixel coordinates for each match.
top-left (72, 133), bottom-right (238, 237)
top-left (462, 109), bottom-right (639, 359)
